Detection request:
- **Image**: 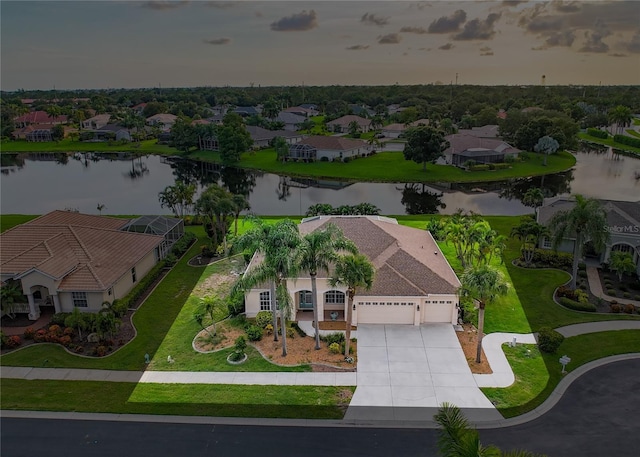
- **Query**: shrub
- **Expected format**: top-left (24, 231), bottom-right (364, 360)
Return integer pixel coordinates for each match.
top-left (50, 312), bottom-right (70, 327)
top-left (245, 325), bottom-right (263, 342)
top-left (558, 297), bottom-right (596, 312)
top-left (537, 327), bottom-right (564, 353)
top-left (111, 300), bottom-right (129, 318)
top-left (3, 335), bottom-right (22, 349)
top-left (113, 260), bottom-right (167, 310)
top-left (578, 270), bottom-right (587, 278)
top-left (255, 311), bottom-right (273, 328)
top-left (23, 327), bottom-right (35, 340)
top-left (635, 295), bottom-right (640, 301)
top-left (328, 342), bottom-right (341, 354)
top-left (286, 327), bottom-right (295, 338)
top-left (606, 289), bottom-right (617, 297)
top-left (291, 322), bottom-right (306, 338)
top-left (48, 324), bottom-right (62, 336)
top-left (531, 249), bottom-right (573, 269)
top-left (623, 304), bottom-right (635, 314)
top-left (63, 327), bottom-right (75, 336)
top-left (340, 341), bottom-right (354, 355)
top-left (226, 292), bottom-right (245, 317)
top-left (320, 156), bottom-right (329, 162)
top-left (613, 134), bottom-right (640, 148)
top-left (623, 292), bottom-right (631, 298)
top-left (201, 245), bottom-right (216, 258)
top-left (504, 155), bottom-right (517, 163)
top-left (610, 304), bottom-right (622, 313)
top-left (164, 254), bottom-right (177, 267)
top-left (469, 164), bottom-right (490, 171)
top-left (59, 335), bottom-right (72, 347)
top-left (171, 232), bottom-right (196, 257)
top-left (342, 156), bottom-right (351, 163)
top-left (321, 332), bottom-right (345, 346)
top-left (95, 346), bottom-right (108, 357)
top-left (33, 329), bottom-right (47, 343)
top-left (234, 336), bottom-right (247, 354)
top-left (587, 128), bottom-right (608, 139)
top-left (264, 324), bottom-right (274, 335)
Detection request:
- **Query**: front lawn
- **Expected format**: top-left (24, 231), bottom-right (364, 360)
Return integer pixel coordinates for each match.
top-left (483, 330), bottom-right (640, 418)
top-left (0, 214), bottom-right (38, 232)
top-left (0, 379), bottom-right (351, 419)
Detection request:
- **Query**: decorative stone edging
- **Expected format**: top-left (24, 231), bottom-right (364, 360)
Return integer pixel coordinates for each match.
top-left (226, 353), bottom-right (247, 365)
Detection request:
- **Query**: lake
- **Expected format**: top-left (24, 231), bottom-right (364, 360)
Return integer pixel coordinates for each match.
top-left (1, 148), bottom-right (637, 216)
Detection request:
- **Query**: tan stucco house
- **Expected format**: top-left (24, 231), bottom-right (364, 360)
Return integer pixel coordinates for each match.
top-left (0, 211), bottom-right (172, 320)
top-left (244, 216), bottom-right (461, 326)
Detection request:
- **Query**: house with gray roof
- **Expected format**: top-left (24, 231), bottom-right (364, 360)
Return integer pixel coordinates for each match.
top-left (444, 133), bottom-right (520, 166)
top-left (326, 115), bottom-right (371, 133)
top-left (287, 135), bottom-right (371, 162)
top-left (245, 125), bottom-right (303, 148)
top-left (243, 216), bottom-right (461, 325)
top-left (537, 197), bottom-right (640, 277)
top-left (276, 111), bottom-right (306, 131)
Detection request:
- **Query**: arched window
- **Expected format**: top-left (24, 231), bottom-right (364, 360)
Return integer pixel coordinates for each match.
top-left (298, 290), bottom-right (313, 309)
top-left (324, 290), bottom-right (345, 305)
top-left (612, 243), bottom-right (634, 255)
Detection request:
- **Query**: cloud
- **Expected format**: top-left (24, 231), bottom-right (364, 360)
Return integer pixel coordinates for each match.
top-left (378, 33), bottom-right (402, 44)
top-left (525, 16), bottom-right (564, 33)
top-left (453, 13), bottom-right (501, 40)
top-left (578, 19), bottom-right (611, 53)
top-left (203, 37), bottom-right (231, 45)
top-left (141, 1), bottom-right (189, 11)
top-left (620, 32), bottom-right (640, 54)
top-left (480, 46), bottom-right (494, 56)
top-left (270, 10), bottom-right (318, 32)
top-left (428, 9), bottom-right (467, 33)
top-left (553, 1), bottom-right (581, 14)
top-left (439, 42), bottom-right (454, 51)
top-left (361, 13), bottom-right (389, 27)
top-left (400, 26), bottom-right (428, 34)
top-left (532, 30), bottom-right (576, 49)
top-left (346, 45), bottom-right (370, 51)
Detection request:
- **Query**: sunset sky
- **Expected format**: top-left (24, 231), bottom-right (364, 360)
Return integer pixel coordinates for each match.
top-left (1, 0), bottom-right (639, 90)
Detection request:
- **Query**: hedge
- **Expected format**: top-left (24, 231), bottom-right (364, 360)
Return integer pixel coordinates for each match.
top-left (111, 261), bottom-right (167, 311)
top-left (469, 164), bottom-right (490, 171)
top-left (558, 297), bottom-right (596, 312)
top-left (532, 249), bottom-right (573, 269)
top-left (587, 128), bottom-right (608, 139)
top-left (613, 134), bottom-right (640, 148)
top-left (537, 327), bottom-right (564, 353)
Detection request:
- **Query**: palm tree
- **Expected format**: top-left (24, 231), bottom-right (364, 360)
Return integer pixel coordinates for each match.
top-left (195, 184), bottom-right (236, 253)
top-left (608, 105), bottom-right (632, 135)
top-left (549, 195), bottom-right (609, 290)
top-left (434, 403), bottom-right (500, 457)
top-left (272, 136), bottom-right (289, 164)
top-left (234, 219), bottom-right (301, 356)
top-left (521, 187), bottom-right (544, 211)
top-left (329, 253), bottom-right (374, 357)
top-left (510, 219), bottom-right (549, 266)
top-left (459, 266), bottom-right (509, 363)
top-left (298, 224), bottom-right (357, 350)
top-left (231, 193), bottom-right (250, 236)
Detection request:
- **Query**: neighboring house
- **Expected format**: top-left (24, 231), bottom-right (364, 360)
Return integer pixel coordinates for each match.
top-left (146, 114), bottom-right (178, 131)
top-left (81, 114), bottom-right (111, 130)
top-left (299, 104), bottom-right (320, 114)
top-left (283, 106), bottom-right (318, 117)
top-left (232, 106), bottom-right (261, 117)
top-left (89, 124), bottom-right (132, 142)
top-left (14, 111), bottom-right (68, 128)
top-left (13, 124), bottom-right (54, 141)
top-left (287, 136), bottom-right (371, 162)
top-left (348, 104), bottom-right (374, 118)
top-left (387, 104), bottom-right (403, 115)
top-left (443, 133), bottom-right (520, 166)
top-left (243, 216), bottom-right (461, 325)
top-left (275, 112), bottom-right (306, 131)
top-left (381, 119), bottom-right (430, 138)
top-left (245, 125), bottom-right (303, 149)
top-left (457, 124), bottom-right (500, 138)
top-left (0, 211), bottom-right (176, 320)
top-left (131, 103), bottom-right (147, 115)
top-left (537, 197), bottom-right (640, 277)
top-left (326, 115), bottom-right (371, 133)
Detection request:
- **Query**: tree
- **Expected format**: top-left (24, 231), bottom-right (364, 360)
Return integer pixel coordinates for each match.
top-left (262, 98), bottom-right (280, 120)
top-left (347, 120), bottom-right (360, 137)
top-left (510, 219), bottom-right (548, 266)
top-left (158, 181), bottom-right (196, 218)
top-left (534, 135), bottom-right (559, 166)
top-left (51, 124), bottom-right (65, 142)
top-left (217, 113), bottom-right (253, 165)
top-left (235, 219), bottom-right (301, 356)
top-left (330, 253), bottom-right (374, 357)
top-left (459, 265), bottom-right (509, 363)
top-left (170, 117), bottom-right (197, 153)
top-left (298, 224), bottom-right (358, 350)
top-left (403, 126), bottom-right (449, 171)
top-left (521, 187), bottom-right (544, 210)
top-left (0, 280), bottom-right (26, 319)
top-left (608, 105), bottom-right (632, 135)
top-left (231, 193), bottom-right (250, 236)
top-left (194, 295), bottom-right (223, 336)
top-left (64, 307), bottom-right (88, 340)
top-left (549, 195), bottom-right (609, 290)
top-left (272, 136), bottom-right (289, 163)
top-left (195, 184), bottom-right (237, 253)
top-left (299, 118), bottom-right (315, 133)
top-left (609, 251), bottom-right (636, 282)
top-left (96, 203), bottom-right (106, 215)
top-left (45, 104), bottom-right (62, 120)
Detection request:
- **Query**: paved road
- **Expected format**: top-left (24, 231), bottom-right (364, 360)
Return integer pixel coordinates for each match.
top-left (2, 359), bottom-right (639, 457)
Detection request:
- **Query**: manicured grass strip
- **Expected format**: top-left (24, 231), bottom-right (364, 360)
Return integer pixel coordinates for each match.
top-left (0, 226), bottom-right (208, 370)
top-left (0, 214), bottom-right (39, 232)
top-left (483, 330), bottom-right (640, 418)
top-left (0, 379), bottom-right (350, 419)
top-left (627, 130), bottom-right (640, 139)
top-left (186, 149), bottom-right (576, 184)
top-left (577, 133), bottom-right (640, 154)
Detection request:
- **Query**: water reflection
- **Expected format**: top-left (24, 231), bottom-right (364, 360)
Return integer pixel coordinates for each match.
top-left (398, 183), bottom-right (446, 214)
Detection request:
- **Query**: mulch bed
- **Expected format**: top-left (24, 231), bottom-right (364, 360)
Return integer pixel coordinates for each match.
top-left (455, 323), bottom-right (492, 374)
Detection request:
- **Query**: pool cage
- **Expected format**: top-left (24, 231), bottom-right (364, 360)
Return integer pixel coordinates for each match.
top-left (121, 216), bottom-right (184, 259)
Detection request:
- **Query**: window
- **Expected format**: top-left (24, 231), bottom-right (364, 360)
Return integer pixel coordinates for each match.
top-left (542, 237), bottom-right (552, 249)
top-left (72, 292), bottom-right (88, 308)
top-left (324, 290), bottom-right (345, 304)
top-left (259, 291), bottom-right (271, 311)
top-left (108, 288), bottom-right (112, 296)
top-left (131, 267), bottom-right (137, 283)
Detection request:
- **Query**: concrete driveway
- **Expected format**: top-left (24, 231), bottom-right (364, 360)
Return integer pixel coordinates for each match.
top-left (345, 324), bottom-right (501, 422)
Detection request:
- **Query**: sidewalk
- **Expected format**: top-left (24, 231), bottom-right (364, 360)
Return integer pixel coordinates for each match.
top-left (586, 266), bottom-right (640, 307)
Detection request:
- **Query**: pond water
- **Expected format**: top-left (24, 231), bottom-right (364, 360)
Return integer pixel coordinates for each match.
top-left (0, 147), bottom-right (637, 216)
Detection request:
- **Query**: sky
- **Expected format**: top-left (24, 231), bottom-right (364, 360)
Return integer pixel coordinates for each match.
top-left (1, 0), bottom-right (639, 90)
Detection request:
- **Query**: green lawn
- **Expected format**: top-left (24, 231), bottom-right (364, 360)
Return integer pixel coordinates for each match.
top-left (0, 214), bottom-right (38, 232)
top-left (483, 330), bottom-right (640, 418)
top-left (0, 379), bottom-right (351, 419)
top-left (626, 129), bottom-right (640, 139)
top-left (578, 132), bottom-right (640, 155)
top-left (187, 149), bottom-right (576, 184)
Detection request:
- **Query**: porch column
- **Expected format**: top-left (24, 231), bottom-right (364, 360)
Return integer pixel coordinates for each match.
top-left (52, 293), bottom-right (61, 314)
top-left (603, 244), bottom-right (612, 263)
top-left (27, 293), bottom-right (40, 321)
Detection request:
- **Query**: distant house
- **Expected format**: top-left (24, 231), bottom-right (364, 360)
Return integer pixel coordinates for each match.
top-left (232, 106), bottom-right (261, 117)
top-left (81, 114), bottom-right (111, 130)
top-left (146, 114), bottom-right (178, 131)
top-left (131, 103), bottom-right (147, 115)
top-left (287, 135), bottom-right (371, 162)
top-left (245, 126), bottom-right (303, 149)
top-left (537, 197), bottom-right (640, 277)
top-left (283, 106), bottom-right (319, 117)
top-left (443, 133), bottom-right (520, 166)
top-left (381, 119), bottom-right (430, 138)
top-left (299, 103), bottom-right (319, 113)
top-left (326, 115), bottom-right (371, 133)
top-left (457, 124), bottom-right (500, 139)
top-left (275, 112), bottom-right (306, 131)
top-left (84, 124), bottom-right (132, 142)
top-left (0, 211), bottom-right (175, 319)
top-left (348, 104), bottom-right (374, 118)
top-left (25, 125), bottom-right (54, 142)
top-left (14, 111), bottom-right (68, 128)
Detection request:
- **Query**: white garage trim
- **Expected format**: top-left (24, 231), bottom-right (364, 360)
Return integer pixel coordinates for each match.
top-left (354, 299), bottom-right (416, 325)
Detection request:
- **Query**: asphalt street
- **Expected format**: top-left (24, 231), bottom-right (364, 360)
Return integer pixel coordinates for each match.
top-left (2, 359), bottom-right (639, 457)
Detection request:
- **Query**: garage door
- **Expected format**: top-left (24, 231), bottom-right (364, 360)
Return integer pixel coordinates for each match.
top-left (356, 300), bottom-right (415, 325)
top-left (423, 301), bottom-right (454, 323)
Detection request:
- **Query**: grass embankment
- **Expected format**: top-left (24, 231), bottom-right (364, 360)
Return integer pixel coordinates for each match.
top-left (483, 330), bottom-right (640, 418)
top-left (0, 214), bottom-right (38, 232)
top-left (578, 132), bottom-right (640, 155)
top-left (186, 149), bottom-right (576, 184)
top-left (0, 379), bottom-right (350, 419)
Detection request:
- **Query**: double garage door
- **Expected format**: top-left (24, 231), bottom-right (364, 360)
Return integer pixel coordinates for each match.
top-left (356, 300), bottom-right (415, 325)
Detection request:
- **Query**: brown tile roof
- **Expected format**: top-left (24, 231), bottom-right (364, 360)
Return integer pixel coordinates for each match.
top-left (299, 216), bottom-right (460, 296)
top-left (298, 135), bottom-right (368, 151)
top-left (326, 115), bottom-right (371, 127)
top-left (0, 212), bottom-right (163, 291)
top-left (14, 111), bottom-right (68, 124)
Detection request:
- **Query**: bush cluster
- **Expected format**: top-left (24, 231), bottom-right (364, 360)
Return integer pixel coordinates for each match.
top-left (531, 249), bottom-right (573, 269)
top-left (245, 325), bottom-right (263, 342)
top-left (320, 332), bottom-right (345, 346)
top-left (469, 164), bottom-right (490, 171)
top-left (537, 327), bottom-right (564, 353)
top-left (558, 297), bottom-right (596, 312)
top-left (613, 134), bottom-right (640, 148)
top-left (328, 342), bottom-right (341, 354)
top-left (172, 232), bottom-right (197, 257)
top-left (254, 311), bottom-right (273, 328)
top-left (587, 128), bottom-right (608, 139)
